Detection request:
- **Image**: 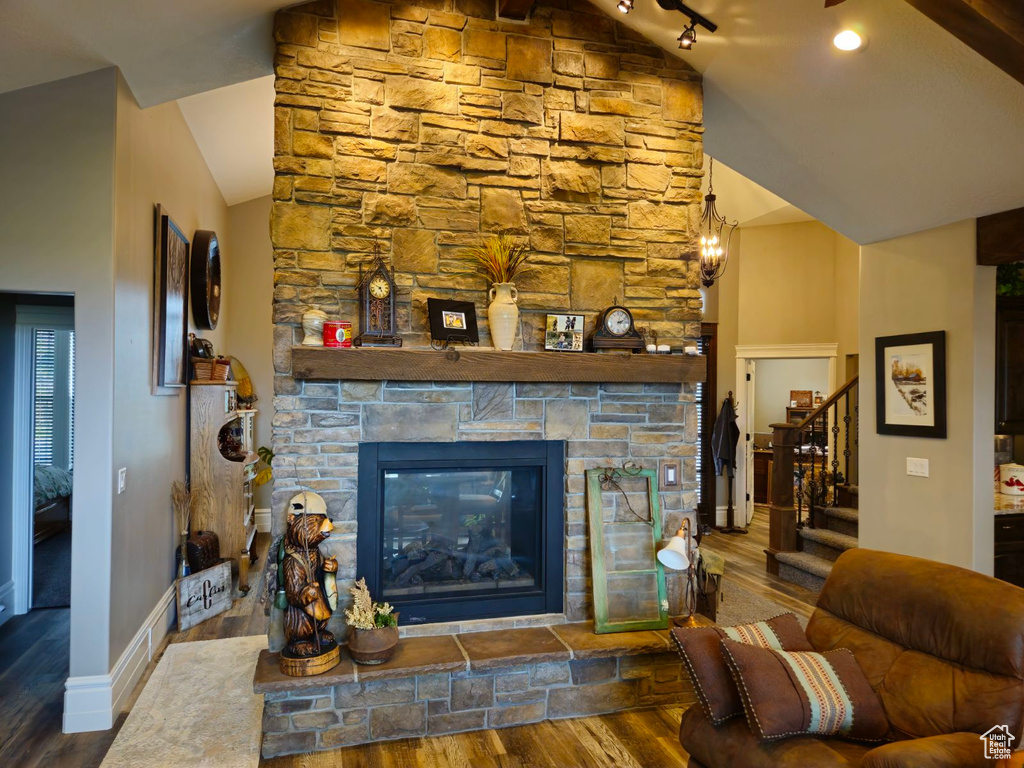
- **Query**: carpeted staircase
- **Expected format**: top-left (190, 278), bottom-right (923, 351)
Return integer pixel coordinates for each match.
top-left (776, 484), bottom-right (858, 592)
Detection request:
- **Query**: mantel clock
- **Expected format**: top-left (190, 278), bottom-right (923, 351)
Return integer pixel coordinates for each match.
top-left (355, 245), bottom-right (402, 348)
top-left (592, 305), bottom-right (644, 353)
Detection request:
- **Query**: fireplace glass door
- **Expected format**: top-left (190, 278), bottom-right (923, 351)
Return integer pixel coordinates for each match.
top-left (358, 441), bottom-right (564, 625)
top-left (382, 467), bottom-right (541, 600)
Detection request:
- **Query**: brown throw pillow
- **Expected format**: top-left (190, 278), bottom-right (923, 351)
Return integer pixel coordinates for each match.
top-left (721, 638), bottom-right (891, 744)
top-left (670, 613), bottom-right (813, 725)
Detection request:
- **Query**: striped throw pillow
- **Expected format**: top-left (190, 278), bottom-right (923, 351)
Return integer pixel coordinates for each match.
top-left (721, 638), bottom-right (891, 743)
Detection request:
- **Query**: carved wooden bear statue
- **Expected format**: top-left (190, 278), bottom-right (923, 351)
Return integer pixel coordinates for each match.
top-left (280, 491), bottom-right (340, 674)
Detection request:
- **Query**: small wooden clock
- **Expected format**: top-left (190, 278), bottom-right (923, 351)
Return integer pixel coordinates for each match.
top-left (592, 305), bottom-right (644, 353)
top-left (355, 245), bottom-right (402, 348)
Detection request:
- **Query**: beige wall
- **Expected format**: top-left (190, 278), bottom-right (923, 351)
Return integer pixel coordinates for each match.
top-left (737, 223), bottom-right (838, 345)
top-left (0, 69), bottom-right (118, 680)
top-left (110, 73), bottom-right (230, 665)
top-left (859, 219), bottom-right (995, 574)
top-left (226, 196), bottom-right (274, 509)
top-left (834, 234), bottom-right (860, 384)
top-left (0, 67), bottom-right (277, 727)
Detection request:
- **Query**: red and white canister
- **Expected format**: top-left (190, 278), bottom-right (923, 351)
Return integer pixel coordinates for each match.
top-left (323, 321), bottom-right (352, 348)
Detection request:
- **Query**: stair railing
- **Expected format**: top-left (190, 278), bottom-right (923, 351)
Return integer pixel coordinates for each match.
top-left (766, 376), bottom-right (858, 573)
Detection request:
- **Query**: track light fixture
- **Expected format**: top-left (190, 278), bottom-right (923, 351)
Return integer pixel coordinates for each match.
top-left (620, 2), bottom-right (718, 51)
top-left (678, 23), bottom-right (697, 49)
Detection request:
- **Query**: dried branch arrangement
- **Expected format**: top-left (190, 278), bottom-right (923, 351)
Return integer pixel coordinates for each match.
top-left (344, 578), bottom-right (396, 630)
top-left (467, 234), bottom-right (531, 284)
top-left (171, 481), bottom-right (193, 572)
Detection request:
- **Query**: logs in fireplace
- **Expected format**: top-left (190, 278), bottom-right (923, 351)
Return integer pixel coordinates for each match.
top-left (357, 441), bottom-right (565, 625)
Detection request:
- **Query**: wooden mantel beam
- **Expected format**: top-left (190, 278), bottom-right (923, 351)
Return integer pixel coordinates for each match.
top-left (902, 0), bottom-right (1024, 87)
top-left (498, 0), bottom-right (537, 21)
top-left (978, 206), bottom-right (1024, 265)
top-left (292, 347), bottom-right (706, 384)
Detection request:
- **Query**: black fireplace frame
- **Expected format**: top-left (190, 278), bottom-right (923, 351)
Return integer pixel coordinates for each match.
top-left (357, 440), bottom-right (565, 625)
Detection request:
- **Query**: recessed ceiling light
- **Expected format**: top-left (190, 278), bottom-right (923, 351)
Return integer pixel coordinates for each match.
top-left (833, 30), bottom-right (863, 51)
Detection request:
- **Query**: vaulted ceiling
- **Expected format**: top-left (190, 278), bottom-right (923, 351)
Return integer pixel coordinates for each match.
top-left (591, 0), bottom-right (1024, 244)
top-left (2, 0), bottom-right (1023, 244)
top-left (0, 0), bottom-right (278, 106)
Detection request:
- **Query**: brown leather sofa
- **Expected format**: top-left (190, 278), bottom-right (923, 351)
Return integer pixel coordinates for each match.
top-left (680, 549), bottom-right (1024, 767)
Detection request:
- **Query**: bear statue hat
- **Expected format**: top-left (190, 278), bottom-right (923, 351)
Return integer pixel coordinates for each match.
top-left (288, 490), bottom-right (328, 517)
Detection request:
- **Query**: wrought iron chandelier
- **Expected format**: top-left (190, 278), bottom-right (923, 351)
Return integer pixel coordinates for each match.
top-left (616, 0), bottom-right (718, 50)
top-left (698, 159), bottom-right (737, 289)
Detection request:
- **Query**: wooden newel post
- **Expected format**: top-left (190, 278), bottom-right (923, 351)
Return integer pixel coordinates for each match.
top-left (767, 423), bottom-right (799, 575)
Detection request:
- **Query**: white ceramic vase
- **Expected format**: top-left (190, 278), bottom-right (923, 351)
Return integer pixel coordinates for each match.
top-left (488, 282), bottom-right (519, 351)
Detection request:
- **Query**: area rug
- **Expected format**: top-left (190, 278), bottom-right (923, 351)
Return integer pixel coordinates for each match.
top-left (100, 634), bottom-right (267, 768)
top-left (713, 578), bottom-right (810, 629)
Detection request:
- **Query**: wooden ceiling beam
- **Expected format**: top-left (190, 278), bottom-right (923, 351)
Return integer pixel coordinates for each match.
top-left (902, 0), bottom-right (1024, 87)
top-left (498, 0), bottom-right (537, 21)
top-left (978, 206), bottom-right (1024, 265)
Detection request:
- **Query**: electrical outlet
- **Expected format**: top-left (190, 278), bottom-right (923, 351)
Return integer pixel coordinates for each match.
top-left (118, 468), bottom-right (127, 494)
top-left (906, 458), bottom-right (929, 478)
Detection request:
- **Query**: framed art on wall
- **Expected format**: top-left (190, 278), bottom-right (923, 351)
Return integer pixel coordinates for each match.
top-left (875, 330), bottom-right (947, 438)
top-left (790, 390), bottom-right (814, 408)
top-left (545, 313), bottom-right (585, 352)
top-left (153, 204), bottom-right (190, 393)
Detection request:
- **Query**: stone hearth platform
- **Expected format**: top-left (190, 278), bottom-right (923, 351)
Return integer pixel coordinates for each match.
top-left (254, 622), bottom-right (696, 758)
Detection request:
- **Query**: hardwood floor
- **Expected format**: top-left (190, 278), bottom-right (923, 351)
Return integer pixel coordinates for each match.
top-left (0, 512), bottom-right (817, 768)
top-left (701, 507), bottom-right (819, 621)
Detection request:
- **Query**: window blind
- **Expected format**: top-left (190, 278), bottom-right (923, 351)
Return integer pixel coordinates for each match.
top-left (32, 328), bottom-right (75, 470)
top-left (68, 331), bottom-right (75, 470)
top-left (33, 330), bottom-right (56, 467)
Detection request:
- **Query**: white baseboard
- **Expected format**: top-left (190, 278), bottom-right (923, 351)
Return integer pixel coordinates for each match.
top-left (255, 507), bottom-right (271, 534)
top-left (63, 583), bottom-right (176, 733)
top-left (715, 505), bottom-right (754, 527)
top-left (0, 580), bottom-right (13, 629)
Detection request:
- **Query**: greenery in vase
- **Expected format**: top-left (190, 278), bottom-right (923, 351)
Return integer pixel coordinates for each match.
top-left (467, 234), bottom-right (531, 285)
top-left (345, 578), bottom-right (397, 629)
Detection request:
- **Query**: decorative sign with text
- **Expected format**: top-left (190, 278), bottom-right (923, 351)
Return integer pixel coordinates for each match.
top-left (176, 560), bottom-right (232, 631)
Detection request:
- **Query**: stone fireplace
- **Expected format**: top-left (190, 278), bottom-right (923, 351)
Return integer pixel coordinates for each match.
top-left (269, 0), bottom-right (706, 643)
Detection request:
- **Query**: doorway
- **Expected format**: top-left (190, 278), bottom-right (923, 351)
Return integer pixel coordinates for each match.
top-left (5, 296), bottom-right (75, 618)
top-left (734, 344), bottom-right (838, 526)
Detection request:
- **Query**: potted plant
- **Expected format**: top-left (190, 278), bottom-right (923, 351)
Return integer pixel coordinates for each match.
top-left (344, 578), bottom-right (399, 665)
top-left (253, 446), bottom-right (274, 487)
top-left (468, 234), bottom-right (531, 351)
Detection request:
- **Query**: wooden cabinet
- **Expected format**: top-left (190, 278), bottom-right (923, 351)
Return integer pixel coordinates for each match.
top-left (786, 407), bottom-right (813, 425)
top-left (996, 297), bottom-right (1024, 433)
top-left (995, 513), bottom-right (1024, 589)
top-left (190, 381), bottom-right (258, 593)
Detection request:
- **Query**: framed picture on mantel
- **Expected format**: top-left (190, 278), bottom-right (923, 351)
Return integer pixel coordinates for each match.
top-left (875, 330), bottom-right (947, 438)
